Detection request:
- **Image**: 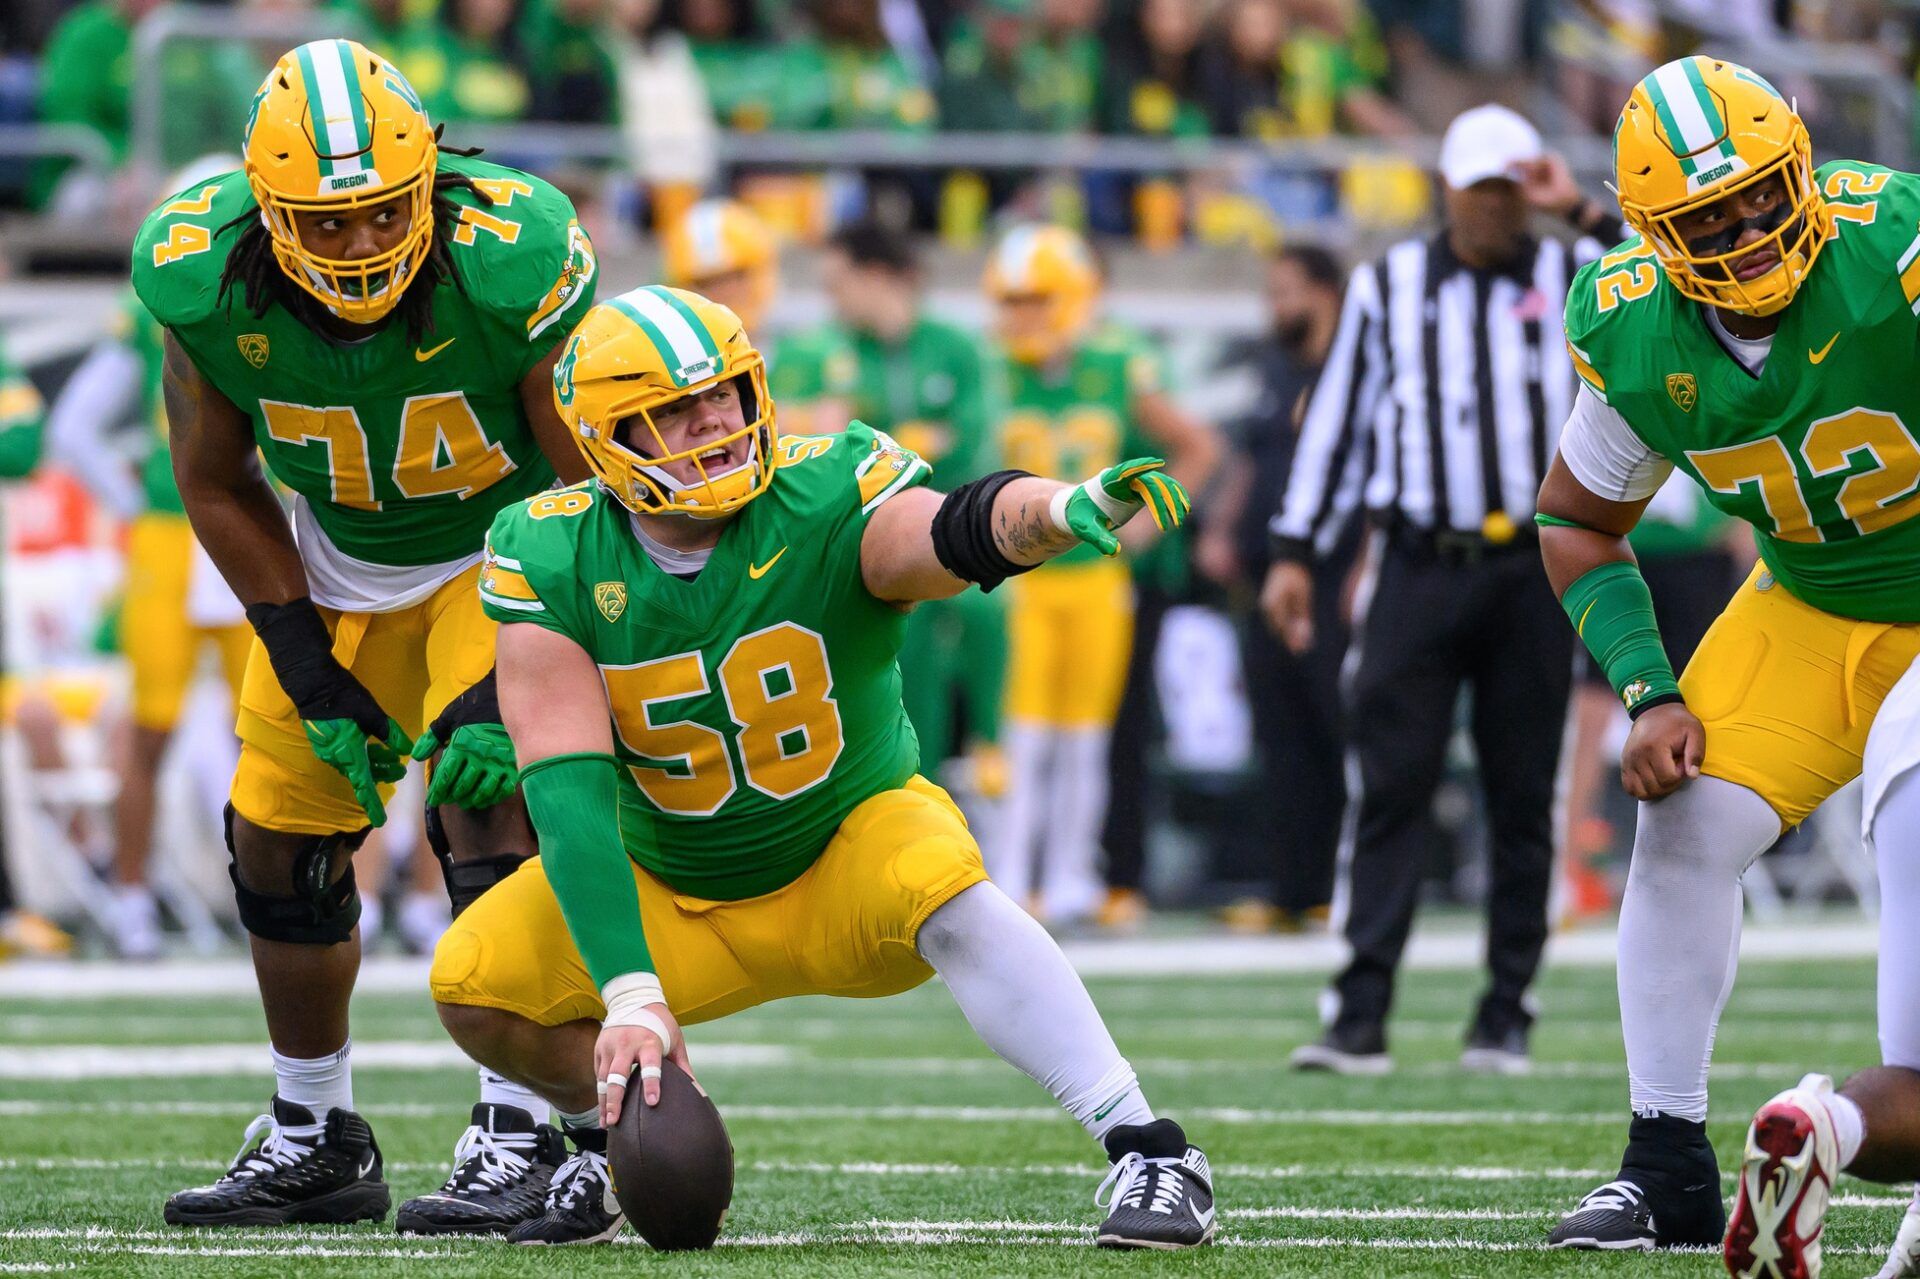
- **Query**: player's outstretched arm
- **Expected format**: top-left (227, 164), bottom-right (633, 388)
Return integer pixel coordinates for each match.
top-left (1536, 454), bottom-right (1699, 800)
top-left (496, 620), bottom-right (689, 1117)
top-left (165, 332), bottom-right (411, 823)
top-left (861, 459), bottom-right (1192, 604)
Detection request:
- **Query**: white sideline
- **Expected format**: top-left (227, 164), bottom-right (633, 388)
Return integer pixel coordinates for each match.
top-left (0, 919), bottom-right (1878, 998)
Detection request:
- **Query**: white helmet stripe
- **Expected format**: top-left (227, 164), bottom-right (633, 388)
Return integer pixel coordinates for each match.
top-left (614, 286), bottom-right (713, 374)
top-left (305, 41), bottom-right (367, 175)
top-left (687, 203), bottom-right (727, 274)
top-left (992, 226), bottom-right (1043, 288)
top-left (1651, 61), bottom-right (1719, 156)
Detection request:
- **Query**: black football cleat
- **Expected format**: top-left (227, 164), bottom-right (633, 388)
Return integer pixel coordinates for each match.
top-left (1289, 1021), bottom-right (1392, 1076)
top-left (507, 1126), bottom-right (625, 1245)
top-left (164, 1096), bottom-right (389, 1227)
top-left (1550, 1114), bottom-right (1725, 1250)
top-left (396, 1103), bottom-right (563, 1236)
top-left (1095, 1119), bottom-right (1216, 1249)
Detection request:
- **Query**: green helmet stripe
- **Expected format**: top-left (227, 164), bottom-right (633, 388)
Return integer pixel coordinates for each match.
top-left (334, 39), bottom-right (372, 157)
top-left (1645, 58), bottom-right (1725, 176)
top-left (1679, 57), bottom-right (1728, 145)
top-left (294, 42), bottom-right (334, 178)
top-left (646, 286), bottom-right (722, 362)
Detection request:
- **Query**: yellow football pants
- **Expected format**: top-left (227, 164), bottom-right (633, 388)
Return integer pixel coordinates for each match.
top-left (230, 563), bottom-right (495, 835)
top-left (122, 514), bottom-right (250, 731)
top-left (430, 776), bottom-right (988, 1027)
top-left (1003, 559), bottom-right (1134, 729)
top-left (1682, 561), bottom-right (1920, 827)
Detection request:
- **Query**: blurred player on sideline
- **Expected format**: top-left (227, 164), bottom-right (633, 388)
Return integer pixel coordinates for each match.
top-left (815, 219), bottom-right (1006, 788)
top-left (983, 225), bottom-right (1215, 924)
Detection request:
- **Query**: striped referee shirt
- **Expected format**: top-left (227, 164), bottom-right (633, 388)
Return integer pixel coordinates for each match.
top-left (1270, 229), bottom-right (1610, 560)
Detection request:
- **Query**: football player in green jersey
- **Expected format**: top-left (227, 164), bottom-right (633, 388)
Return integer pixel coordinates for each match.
top-left (983, 224), bottom-right (1217, 926)
top-left (133, 40), bottom-right (598, 1234)
top-left (816, 218), bottom-right (1009, 787)
top-left (430, 285), bottom-right (1216, 1249)
top-left (1534, 57), bottom-right (1920, 1274)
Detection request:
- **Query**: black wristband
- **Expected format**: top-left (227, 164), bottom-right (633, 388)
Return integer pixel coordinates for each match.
top-left (930, 469), bottom-right (1037, 593)
top-left (1267, 532), bottom-right (1313, 566)
top-left (244, 597), bottom-right (381, 733)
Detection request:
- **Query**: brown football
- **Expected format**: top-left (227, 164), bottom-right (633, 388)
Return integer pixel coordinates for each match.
top-left (608, 1060), bottom-right (734, 1250)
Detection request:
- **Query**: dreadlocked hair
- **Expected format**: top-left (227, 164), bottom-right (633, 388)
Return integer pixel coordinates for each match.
top-left (216, 136), bottom-right (490, 346)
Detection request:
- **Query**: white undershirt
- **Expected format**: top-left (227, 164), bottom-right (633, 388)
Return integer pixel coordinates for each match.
top-left (293, 495), bottom-right (481, 612)
top-left (1702, 306), bottom-right (1774, 375)
top-left (629, 513), bottom-right (714, 575)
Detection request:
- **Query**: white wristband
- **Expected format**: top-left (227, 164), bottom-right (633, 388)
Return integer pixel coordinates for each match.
top-left (1047, 484), bottom-right (1075, 534)
top-left (601, 971), bottom-right (672, 1055)
top-left (1050, 477), bottom-right (1138, 536)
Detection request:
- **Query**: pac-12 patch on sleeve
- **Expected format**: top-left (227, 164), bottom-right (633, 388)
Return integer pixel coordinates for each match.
top-left (855, 429), bottom-right (931, 514)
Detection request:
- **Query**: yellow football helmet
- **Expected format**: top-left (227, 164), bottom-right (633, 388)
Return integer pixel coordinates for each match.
top-left (554, 285), bottom-right (777, 518)
top-left (984, 225), bottom-right (1100, 364)
top-left (661, 199), bottom-right (778, 333)
top-left (1614, 56), bottom-right (1830, 317)
top-left (244, 38), bottom-right (437, 324)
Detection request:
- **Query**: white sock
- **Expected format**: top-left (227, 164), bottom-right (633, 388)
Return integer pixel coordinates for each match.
top-left (478, 1068), bottom-right (546, 1120)
top-left (1825, 1088), bottom-right (1867, 1168)
top-left (273, 1041), bottom-right (353, 1122)
top-left (989, 723), bottom-right (1053, 904)
top-left (1040, 728), bottom-right (1110, 921)
top-left (917, 882), bottom-right (1154, 1143)
top-left (1873, 767), bottom-right (1920, 1070)
top-left (1617, 776), bottom-right (1779, 1120)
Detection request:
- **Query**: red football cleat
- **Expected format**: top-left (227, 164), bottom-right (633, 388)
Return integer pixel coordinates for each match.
top-left (1725, 1074), bottom-right (1841, 1279)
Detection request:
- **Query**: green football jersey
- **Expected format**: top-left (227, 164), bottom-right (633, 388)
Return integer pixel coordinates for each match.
top-left (0, 338), bottom-right (45, 480)
top-left (130, 153), bottom-right (598, 568)
top-left (994, 323), bottom-right (1163, 567)
top-left (480, 422), bottom-right (932, 900)
top-left (1566, 159), bottom-right (1920, 622)
top-left (843, 315), bottom-right (998, 489)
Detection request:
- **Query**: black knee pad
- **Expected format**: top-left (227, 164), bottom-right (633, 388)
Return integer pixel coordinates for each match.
top-left (424, 805), bottom-right (530, 918)
top-left (223, 803), bottom-right (365, 945)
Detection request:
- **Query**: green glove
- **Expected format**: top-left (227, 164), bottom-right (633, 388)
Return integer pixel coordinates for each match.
top-left (411, 722), bottom-right (521, 809)
top-left (301, 715), bottom-right (413, 828)
top-left (1052, 457), bottom-right (1192, 556)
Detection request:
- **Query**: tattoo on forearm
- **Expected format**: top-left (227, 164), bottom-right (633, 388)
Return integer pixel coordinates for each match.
top-left (995, 500), bottom-right (1072, 563)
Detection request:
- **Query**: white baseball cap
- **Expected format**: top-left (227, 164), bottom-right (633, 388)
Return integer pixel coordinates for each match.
top-left (1439, 104), bottom-right (1544, 190)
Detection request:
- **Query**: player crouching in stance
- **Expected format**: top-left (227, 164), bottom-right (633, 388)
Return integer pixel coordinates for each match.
top-left (136, 40), bottom-right (599, 1233)
top-left (429, 285), bottom-right (1216, 1249)
top-left (1535, 57), bottom-right (1920, 1271)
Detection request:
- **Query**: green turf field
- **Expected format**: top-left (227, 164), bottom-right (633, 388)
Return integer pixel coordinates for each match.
top-left (0, 946), bottom-right (1896, 1276)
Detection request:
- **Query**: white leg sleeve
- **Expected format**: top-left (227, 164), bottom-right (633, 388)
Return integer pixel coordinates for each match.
top-left (988, 723), bottom-right (1052, 905)
top-left (1618, 775), bottom-right (1779, 1121)
top-left (1874, 765), bottom-right (1920, 1070)
top-left (1039, 727), bottom-right (1110, 921)
top-left (917, 882), bottom-right (1154, 1142)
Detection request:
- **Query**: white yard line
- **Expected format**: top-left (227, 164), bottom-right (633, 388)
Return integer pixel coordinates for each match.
top-left (0, 921), bottom-right (1878, 999)
top-left (0, 1040), bottom-right (788, 1079)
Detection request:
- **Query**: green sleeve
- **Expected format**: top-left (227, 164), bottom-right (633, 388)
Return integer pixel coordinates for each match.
top-left (1561, 560), bottom-right (1683, 715)
top-left (520, 753), bottom-right (653, 988)
top-left (478, 494), bottom-right (596, 640)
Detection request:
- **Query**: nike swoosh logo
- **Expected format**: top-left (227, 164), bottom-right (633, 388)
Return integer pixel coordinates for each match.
top-left (1809, 333), bottom-right (1839, 364)
top-left (1092, 1089), bottom-right (1132, 1122)
top-left (1191, 1202), bottom-right (1215, 1229)
top-left (358, 1152), bottom-right (376, 1179)
top-left (415, 338), bottom-right (457, 363)
top-left (748, 547), bottom-right (787, 580)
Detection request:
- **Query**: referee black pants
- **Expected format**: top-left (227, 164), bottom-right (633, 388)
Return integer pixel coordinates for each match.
top-left (1329, 539), bottom-right (1574, 1037)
